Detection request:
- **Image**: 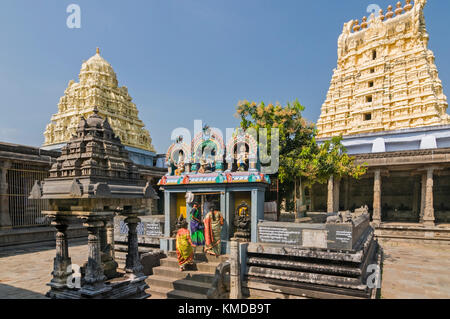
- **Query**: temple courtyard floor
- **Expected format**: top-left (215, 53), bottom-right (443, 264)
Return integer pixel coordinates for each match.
top-left (0, 239), bottom-right (449, 299)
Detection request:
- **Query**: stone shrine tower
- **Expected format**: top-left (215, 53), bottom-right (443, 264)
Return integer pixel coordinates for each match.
top-left (317, 0), bottom-right (449, 138)
top-left (43, 48), bottom-right (156, 154)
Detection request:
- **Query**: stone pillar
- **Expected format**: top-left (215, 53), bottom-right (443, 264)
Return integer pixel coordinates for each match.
top-left (106, 218), bottom-right (115, 260)
top-left (0, 160), bottom-right (12, 229)
top-left (124, 216), bottom-right (144, 278)
top-left (310, 186), bottom-right (315, 211)
top-left (333, 177), bottom-right (340, 212)
top-left (101, 217), bottom-right (118, 279)
top-left (99, 223), bottom-right (108, 252)
top-left (219, 192), bottom-right (228, 254)
top-left (229, 240), bottom-right (242, 299)
top-left (250, 189), bottom-right (264, 243)
top-left (423, 168), bottom-right (435, 227)
top-left (49, 220), bottom-right (72, 288)
top-left (420, 174), bottom-right (426, 223)
top-left (327, 176), bottom-right (334, 213)
top-left (82, 220), bottom-right (107, 292)
top-left (413, 178), bottom-right (420, 220)
top-left (373, 169), bottom-right (382, 226)
top-left (344, 177), bottom-right (350, 211)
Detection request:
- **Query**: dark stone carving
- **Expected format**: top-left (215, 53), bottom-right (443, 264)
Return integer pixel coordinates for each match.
top-left (233, 202), bottom-right (251, 242)
top-left (29, 109), bottom-right (159, 299)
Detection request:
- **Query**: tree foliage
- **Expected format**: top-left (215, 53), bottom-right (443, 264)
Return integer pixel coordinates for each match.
top-left (235, 99), bottom-right (367, 189)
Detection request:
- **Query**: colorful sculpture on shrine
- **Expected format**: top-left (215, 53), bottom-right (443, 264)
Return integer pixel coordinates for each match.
top-left (159, 126), bottom-right (268, 187)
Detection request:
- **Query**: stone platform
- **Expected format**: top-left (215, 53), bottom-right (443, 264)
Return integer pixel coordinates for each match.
top-left (244, 228), bottom-right (380, 299)
top-left (1, 240), bottom-right (449, 299)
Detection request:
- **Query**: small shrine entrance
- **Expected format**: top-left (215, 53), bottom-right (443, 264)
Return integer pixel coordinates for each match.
top-left (160, 184), bottom-right (266, 254)
top-left (159, 127), bottom-right (269, 254)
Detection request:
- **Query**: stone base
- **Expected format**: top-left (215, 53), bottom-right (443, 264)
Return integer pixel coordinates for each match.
top-left (46, 275), bottom-right (149, 299)
top-left (375, 223), bottom-right (450, 245)
top-left (245, 227), bottom-right (381, 299)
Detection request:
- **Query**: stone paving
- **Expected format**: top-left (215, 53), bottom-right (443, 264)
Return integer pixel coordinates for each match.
top-left (0, 240), bottom-right (87, 299)
top-left (380, 242), bottom-right (450, 299)
top-left (1, 240), bottom-right (449, 299)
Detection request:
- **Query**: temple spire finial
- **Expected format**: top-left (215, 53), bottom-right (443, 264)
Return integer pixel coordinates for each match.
top-left (96, 47), bottom-right (100, 55)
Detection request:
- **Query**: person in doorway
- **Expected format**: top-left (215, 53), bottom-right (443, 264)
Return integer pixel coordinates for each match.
top-left (189, 202), bottom-right (205, 248)
top-left (204, 205), bottom-right (224, 256)
top-left (175, 219), bottom-right (195, 271)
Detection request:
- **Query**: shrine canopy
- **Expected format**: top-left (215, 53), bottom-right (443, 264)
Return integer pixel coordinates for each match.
top-left (158, 128), bottom-right (270, 187)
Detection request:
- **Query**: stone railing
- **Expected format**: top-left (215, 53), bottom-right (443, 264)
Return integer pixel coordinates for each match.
top-left (207, 260), bottom-right (231, 299)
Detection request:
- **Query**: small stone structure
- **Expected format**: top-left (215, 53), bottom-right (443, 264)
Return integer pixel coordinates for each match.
top-left (238, 211), bottom-right (380, 299)
top-left (30, 109), bottom-right (158, 299)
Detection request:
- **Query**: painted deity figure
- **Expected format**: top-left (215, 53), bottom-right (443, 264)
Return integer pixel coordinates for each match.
top-left (175, 218), bottom-right (195, 271)
top-left (234, 201), bottom-right (251, 242)
top-left (189, 203), bottom-right (205, 248)
top-left (206, 154), bottom-right (215, 173)
top-left (174, 151), bottom-right (185, 176)
top-left (204, 205), bottom-right (224, 256)
top-left (198, 153), bottom-right (207, 174)
top-left (236, 144), bottom-right (249, 172)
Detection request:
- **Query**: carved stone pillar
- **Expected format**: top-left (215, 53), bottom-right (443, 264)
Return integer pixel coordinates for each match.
top-left (333, 177), bottom-right (340, 212)
top-left (423, 168), bottom-right (435, 227)
top-left (420, 174), bottom-right (426, 223)
top-left (49, 220), bottom-right (72, 288)
top-left (229, 240), bottom-right (242, 299)
top-left (373, 169), bottom-right (382, 226)
top-left (0, 160), bottom-right (12, 229)
top-left (344, 177), bottom-right (350, 211)
top-left (99, 222), bottom-right (108, 252)
top-left (327, 176), bottom-right (334, 213)
top-left (100, 217), bottom-right (118, 279)
top-left (106, 218), bottom-right (115, 260)
top-left (412, 178), bottom-right (420, 220)
top-left (82, 220), bottom-right (107, 292)
top-left (124, 216), bottom-right (144, 278)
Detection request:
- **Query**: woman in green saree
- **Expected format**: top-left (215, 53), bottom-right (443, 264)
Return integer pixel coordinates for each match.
top-left (189, 203), bottom-right (205, 248)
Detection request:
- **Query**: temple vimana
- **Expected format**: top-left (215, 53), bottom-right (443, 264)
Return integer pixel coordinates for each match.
top-left (43, 48), bottom-right (155, 153)
top-left (317, 0), bottom-right (449, 138)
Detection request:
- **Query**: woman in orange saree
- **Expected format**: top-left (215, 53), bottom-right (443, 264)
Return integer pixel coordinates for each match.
top-left (204, 206), bottom-right (224, 256)
top-left (176, 220), bottom-right (195, 271)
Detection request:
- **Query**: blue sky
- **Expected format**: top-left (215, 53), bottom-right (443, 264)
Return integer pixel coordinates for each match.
top-left (0, 0), bottom-right (449, 153)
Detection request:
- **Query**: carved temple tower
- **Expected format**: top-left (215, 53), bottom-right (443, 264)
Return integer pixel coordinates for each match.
top-left (317, 0), bottom-right (449, 138)
top-left (42, 48), bottom-right (157, 165)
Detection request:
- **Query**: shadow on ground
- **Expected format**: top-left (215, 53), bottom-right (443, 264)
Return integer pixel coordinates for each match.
top-left (0, 238), bottom-right (87, 258)
top-left (0, 284), bottom-right (47, 299)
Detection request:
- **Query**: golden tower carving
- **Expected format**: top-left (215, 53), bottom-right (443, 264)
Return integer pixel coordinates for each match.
top-left (43, 48), bottom-right (155, 152)
top-left (317, 0), bottom-right (449, 138)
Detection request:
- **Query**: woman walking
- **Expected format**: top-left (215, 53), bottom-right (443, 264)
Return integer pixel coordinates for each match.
top-left (175, 219), bottom-right (195, 271)
top-left (189, 202), bottom-right (205, 248)
top-left (204, 205), bottom-right (224, 256)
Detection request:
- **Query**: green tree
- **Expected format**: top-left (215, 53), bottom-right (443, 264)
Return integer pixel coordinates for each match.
top-left (235, 99), bottom-right (367, 214)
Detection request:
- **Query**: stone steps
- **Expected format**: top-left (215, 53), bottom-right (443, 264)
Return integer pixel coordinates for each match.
top-left (146, 252), bottom-right (229, 299)
top-left (160, 257), bottom-right (219, 273)
top-left (167, 250), bottom-right (229, 263)
top-left (147, 275), bottom-right (212, 295)
top-left (147, 286), bottom-right (207, 300)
